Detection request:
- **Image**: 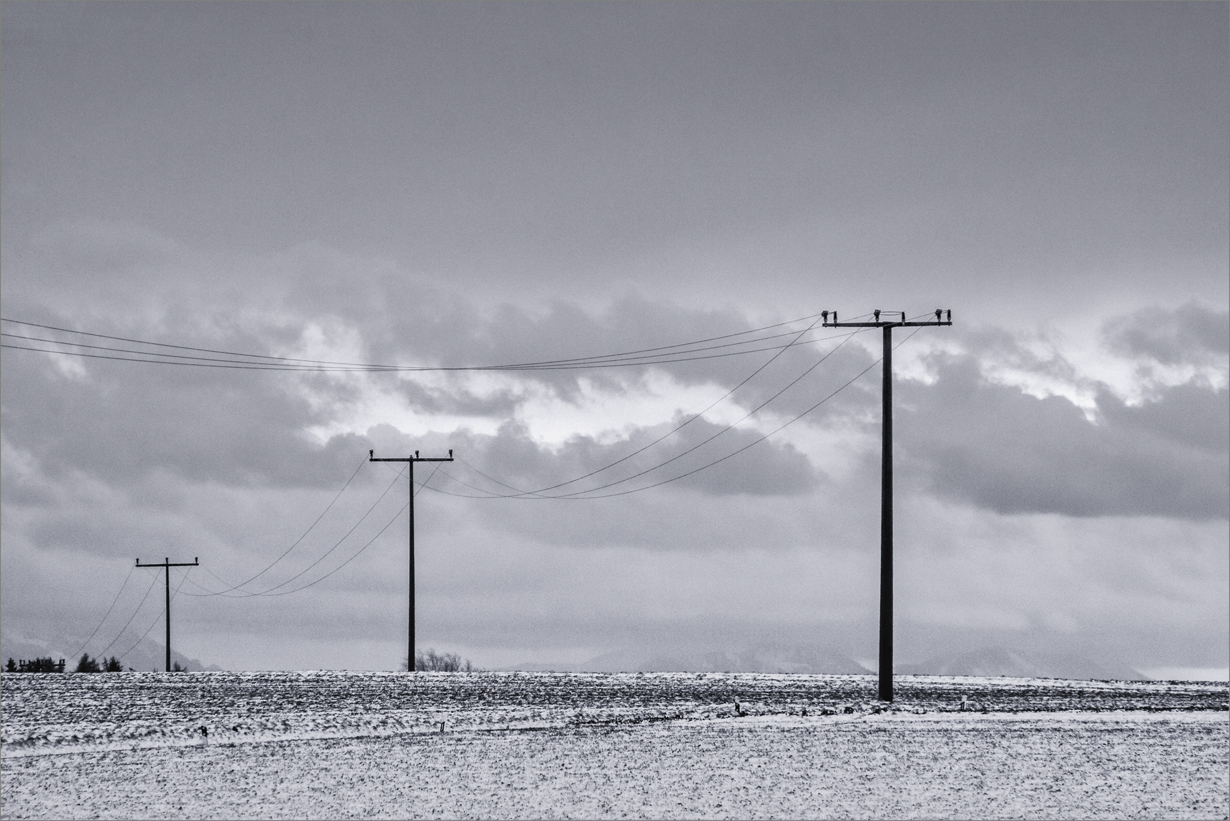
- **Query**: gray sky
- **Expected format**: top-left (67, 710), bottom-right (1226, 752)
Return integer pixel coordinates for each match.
top-left (1, 2), bottom-right (1226, 676)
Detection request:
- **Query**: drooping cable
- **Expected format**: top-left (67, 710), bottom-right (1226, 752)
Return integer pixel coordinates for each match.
top-left (66, 565), bottom-right (136, 662)
top-left (567, 317), bottom-right (935, 499)
top-left (425, 316), bottom-right (930, 501)
top-left (0, 313), bottom-right (840, 373)
top-left (437, 323), bottom-right (871, 500)
top-left (192, 455), bottom-right (369, 595)
top-left (114, 568), bottom-right (191, 666)
top-left (454, 314), bottom-right (843, 499)
top-left (91, 570), bottom-right (163, 661)
top-left (185, 464), bottom-right (408, 597)
top-left (254, 463), bottom-right (443, 597)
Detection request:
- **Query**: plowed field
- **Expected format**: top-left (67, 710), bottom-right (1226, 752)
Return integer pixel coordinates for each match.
top-left (2, 672), bottom-right (1226, 819)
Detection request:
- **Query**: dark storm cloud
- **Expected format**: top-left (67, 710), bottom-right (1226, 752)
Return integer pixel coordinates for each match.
top-left (1103, 302), bottom-right (1229, 368)
top-left (897, 352), bottom-right (1229, 520)
top-left (664, 416), bottom-right (820, 497)
top-left (1097, 383), bottom-right (1229, 455)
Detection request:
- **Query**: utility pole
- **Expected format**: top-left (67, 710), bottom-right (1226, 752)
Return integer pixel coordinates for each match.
top-left (135, 556), bottom-right (200, 672)
top-left (369, 448), bottom-right (454, 671)
top-left (822, 309), bottom-right (951, 701)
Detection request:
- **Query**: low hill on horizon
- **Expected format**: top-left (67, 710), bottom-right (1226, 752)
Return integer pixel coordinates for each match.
top-left (508, 644), bottom-right (872, 675)
top-left (896, 646), bottom-right (1148, 681)
top-left (509, 644), bottom-right (1152, 681)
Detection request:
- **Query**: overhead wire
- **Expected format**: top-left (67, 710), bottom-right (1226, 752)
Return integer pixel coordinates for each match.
top-left (427, 313), bottom-right (934, 501)
top-left (66, 565), bottom-right (136, 662)
top-left (449, 312), bottom-right (841, 499)
top-left (575, 316), bottom-right (935, 499)
top-left (173, 317), bottom-right (937, 601)
top-left (14, 310), bottom-right (939, 618)
top-left (181, 463), bottom-right (409, 598)
top-left (90, 569), bottom-right (162, 661)
top-left (547, 322), bottom-right (872, 498)
top-left (0, 314), bottom-right (843, 373)
top-left (434, 318), bottom-right (874, 499)
top-left (254, 463), bottom-right (443, 598)
top-left (115, 568), bottom-right (191, 667)
top-left (192, 455), bottom-right (369, 596)
top-left (572, 355), bottom-right (883, 499)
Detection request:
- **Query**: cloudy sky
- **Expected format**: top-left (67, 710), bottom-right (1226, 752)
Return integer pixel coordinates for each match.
top-left (2, 2), bottom-right (1226, 677)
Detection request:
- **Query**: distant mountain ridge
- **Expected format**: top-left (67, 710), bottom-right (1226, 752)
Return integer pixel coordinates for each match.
top-left (510, 644), bottom-right (871, 675)
top-left (511, 644), bottom-right (1150, 681)
top-left (896, 646), bottom-right (1148, 681)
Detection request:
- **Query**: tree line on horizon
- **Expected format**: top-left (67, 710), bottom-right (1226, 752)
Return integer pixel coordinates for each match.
top-left (4, 653), bottom-right (188, 673)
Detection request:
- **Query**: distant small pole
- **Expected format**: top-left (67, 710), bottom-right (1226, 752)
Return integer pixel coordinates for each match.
top-left (369, 448), bottom-right (454, 670)
top-left (135, 556), bottom-right (200, 672)
top-left (823, 310), bottom-right (952, 701)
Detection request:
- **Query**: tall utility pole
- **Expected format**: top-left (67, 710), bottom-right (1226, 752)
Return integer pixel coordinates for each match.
top-left (135, 556), bottom-right (200, 672)
top-left (369, 448), bottom-right (454, 671)
top-left (822, 309), bottom-right (951, 701)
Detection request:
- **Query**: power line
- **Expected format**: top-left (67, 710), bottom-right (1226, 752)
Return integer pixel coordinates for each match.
top-left (427, 317), bottom-right (934, 502)
top-left (193, 455), bottom-right (369, 596)
top-left (0, 327), bottom-right (844, 372)
top-left (552, 326), bottom-right (871, 498)
top-left (182, 463), bottom-right (408, 598)
top-left (116, 567), bottom-right (193, 669)
top-left (34, 307), bottom-right (949, 677)
top-left (520, 347), bottom-right (886, 500)
top-left (0, 314), bottom-right (846, 373)
top-left (188, 463), bottom-right (436, 600)
top-left (452, 315), bottom-right (844, 499)
top-left (91, 570), bottom-right (162, 660)
top-left (239, 493), bottom-right (414, 597)
top-left (436, 323), bottom-right (872, 500)
top-left (67, 565), bottom-right (135, 662)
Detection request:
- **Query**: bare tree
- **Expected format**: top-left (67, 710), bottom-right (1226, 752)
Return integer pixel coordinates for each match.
top-left (405, 648), bottom-right (473, 672)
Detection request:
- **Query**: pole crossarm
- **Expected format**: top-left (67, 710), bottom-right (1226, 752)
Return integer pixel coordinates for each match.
top-left (369, 448), bottom-right (454, 671)
top-left (821, 309), bottom-right (953, 702)
top-left (135, 557), bottom-right (199, 672)
top-left (822, 309), bottom-right (952, 328)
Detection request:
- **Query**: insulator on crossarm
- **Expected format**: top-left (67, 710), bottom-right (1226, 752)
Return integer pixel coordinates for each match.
top-left (874, 310), bottom-right (880, 321)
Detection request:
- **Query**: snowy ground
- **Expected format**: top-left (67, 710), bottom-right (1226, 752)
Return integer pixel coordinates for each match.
top-left (2, 672), bottom-right (1227, 819)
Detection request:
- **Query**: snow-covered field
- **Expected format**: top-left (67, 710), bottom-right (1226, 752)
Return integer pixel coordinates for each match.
top-left (2, 671), bottom-right (1227, 819)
